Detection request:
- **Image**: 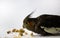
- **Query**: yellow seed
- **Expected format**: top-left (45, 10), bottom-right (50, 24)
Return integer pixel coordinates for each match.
top-left (12, 29), bottom-right (17, 32)
top-left (30, 33), bottom-right (33, 36)
top-left (19, 29), bottom-right (25, 33)
top-left (24, 32), bottom-right (28, 35)
top-left (7, 31), bottom-right (11, 34)
top-left (19, 33), bottom-right (23, 36)
top-left (16, 30), bottom-right (19, 32)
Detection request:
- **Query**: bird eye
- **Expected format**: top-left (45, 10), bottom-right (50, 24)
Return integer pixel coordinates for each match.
top-left (26, 22), bottom-right (27, 24)
top-left (26, 21), bottom-right (29, 24)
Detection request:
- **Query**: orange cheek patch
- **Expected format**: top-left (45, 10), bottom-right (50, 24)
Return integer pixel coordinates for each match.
top-left (28, 22), bottom-right (33, 26)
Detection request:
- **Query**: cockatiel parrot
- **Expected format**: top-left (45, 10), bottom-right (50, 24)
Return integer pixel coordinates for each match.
top-left (23, 11), bottom-right (60, 36)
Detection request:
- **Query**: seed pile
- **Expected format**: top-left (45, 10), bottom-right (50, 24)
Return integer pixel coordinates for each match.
top-left (7, 28), bottom-right (34, 37)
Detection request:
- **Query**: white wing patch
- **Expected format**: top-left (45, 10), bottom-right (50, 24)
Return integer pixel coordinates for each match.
top-left (40, 26), bottom-right (60, 34)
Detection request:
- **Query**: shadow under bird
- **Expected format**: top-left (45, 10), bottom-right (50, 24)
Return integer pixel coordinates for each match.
top-left (23, 11), bottom-right (60, 36)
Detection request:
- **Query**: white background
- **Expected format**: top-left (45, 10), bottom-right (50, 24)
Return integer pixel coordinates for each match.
top-left (0, 0), bottom-right (60, 38)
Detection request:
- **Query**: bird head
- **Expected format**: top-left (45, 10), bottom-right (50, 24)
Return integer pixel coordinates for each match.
top-left (23, 11), bottom-right (35, 31)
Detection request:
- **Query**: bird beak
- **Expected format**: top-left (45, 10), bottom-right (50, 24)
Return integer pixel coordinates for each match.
top-left (23, 25), bottom-right (25, 28)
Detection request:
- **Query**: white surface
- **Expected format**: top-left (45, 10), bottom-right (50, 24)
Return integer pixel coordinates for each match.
top-left (0, 0), bottom-right (60, 38)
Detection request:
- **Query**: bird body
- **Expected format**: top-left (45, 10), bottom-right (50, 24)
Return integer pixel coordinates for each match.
top-left (23, 12), bottom-right (60, 36)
